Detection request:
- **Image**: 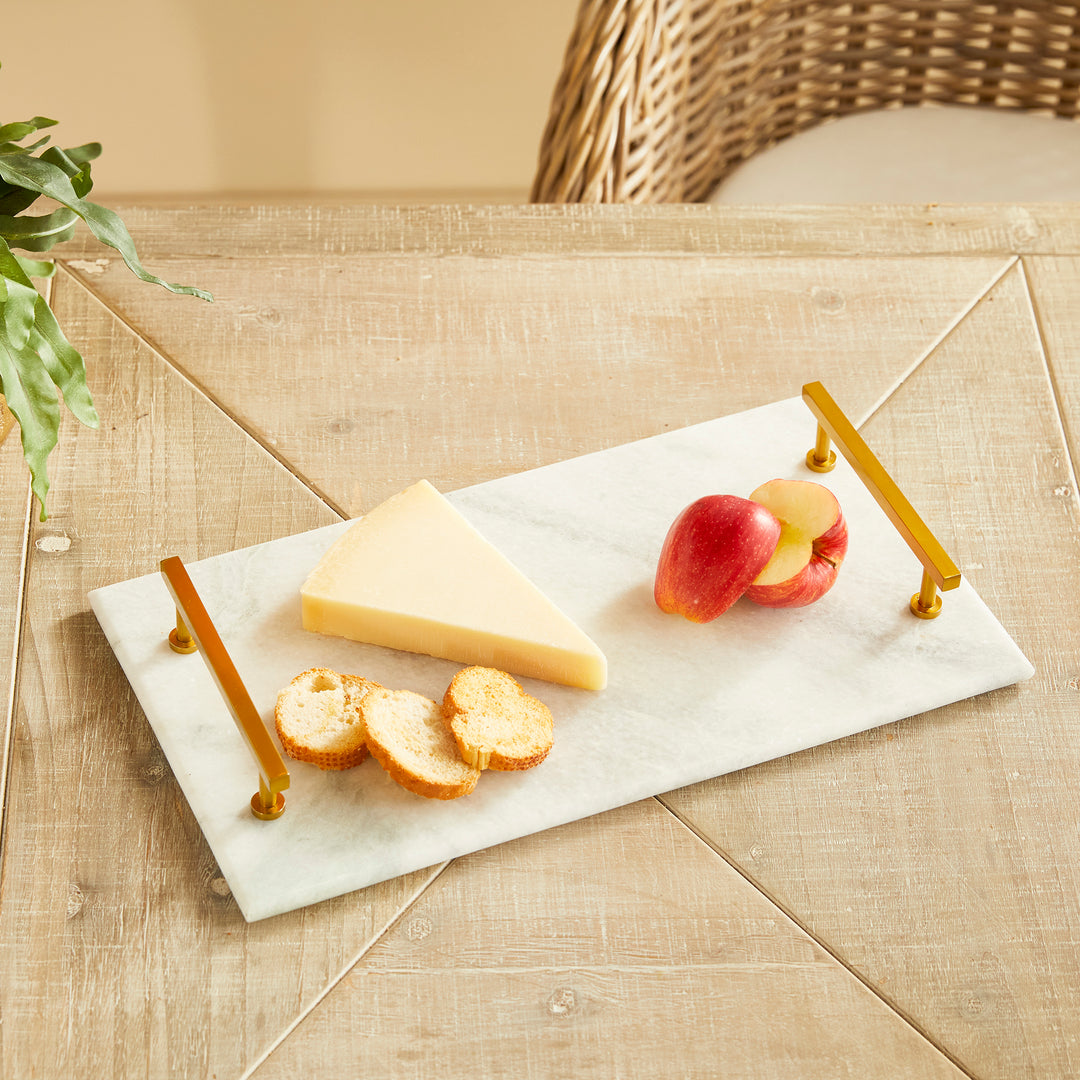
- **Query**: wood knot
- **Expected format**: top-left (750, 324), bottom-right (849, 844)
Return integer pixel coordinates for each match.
top-left (67, 258), bottom-right (109, 275)
top-left (547, 987), bottom-right (577, 1017)
top-left (35, 534), bottom-right (71, 554)
top-left (961, 994), bottom-right (986, 1018)
top-left (140, 757), bottom-right (168, 786)
top-left (810, 286), bottom-right (845, 313)
top-left (66, 883), bottom-right (85, 919)
top-left (405, 916), bottom-right (432, 941)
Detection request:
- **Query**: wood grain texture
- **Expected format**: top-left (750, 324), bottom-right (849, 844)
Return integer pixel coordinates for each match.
top-left (0, 396), bottom-right (14, 446)
top-left (251, 800), bottom-right (967, 1080)
top-left (0, 274), bottom-right (444, 1080)
top-left (5, 203), bottom-right (1076, 1079)
top-left (1020, 257), bottom-right (1080, 484)
top-left (68, 250), bottom-right (1008, 516)
top-left (0, 432), bottom-right (30, 842)
top-left (0, 277), bottom-right (44, 844)
top-left (663, 262), bottom-right (1080, 1078)
top-left (45, 203), bottom-right (1080, 260)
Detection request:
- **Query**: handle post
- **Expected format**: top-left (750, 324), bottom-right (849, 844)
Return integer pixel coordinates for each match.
top-left (160, 555), bottom-right (289, 819)
top-left (169, 610), bottom-right (198, 654)
top-left (807, 422), bottom-right (837, 473)
top-left (912, 567), bottom-right (943, 619)
top-left (802, 381), bottom-right (961, 617)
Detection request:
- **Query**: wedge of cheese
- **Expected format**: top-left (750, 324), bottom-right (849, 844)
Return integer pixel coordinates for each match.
top-left (300, 480), bottom-right (607, 690)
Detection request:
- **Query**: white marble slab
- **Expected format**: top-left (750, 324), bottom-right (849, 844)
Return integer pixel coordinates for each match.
top-left (89, 397), bottom-right (1033, 921)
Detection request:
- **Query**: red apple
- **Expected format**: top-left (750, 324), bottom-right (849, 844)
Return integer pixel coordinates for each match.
top-left (744, 479), bottom-right (848, 608)
top-left (654, 495), bottom-right (782, 622)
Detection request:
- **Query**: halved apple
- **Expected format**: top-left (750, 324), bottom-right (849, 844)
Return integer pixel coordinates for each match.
top-left (654, 494), bottom-right (782, 622)
top-left (744, 479), bottom-right (848, 607)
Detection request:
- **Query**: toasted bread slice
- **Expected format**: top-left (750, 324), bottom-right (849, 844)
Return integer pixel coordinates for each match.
top-left (442, 666), bottom-right (553, 771)
top-left (362, 687), bottom-right (481, 799)
top-left (275, 667), bottom-right (379, 770)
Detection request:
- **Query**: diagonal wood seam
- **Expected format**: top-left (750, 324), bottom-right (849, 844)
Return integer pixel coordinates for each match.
top-left (654, 795), bottom-right (977, 1079)
top-left (1017, 257), bottom-right (1080, 498)
top-left (238, 860), bottom-right (453, 1080)
top-left (53, 253), bottom-right (1017, 1080)
top-left (859, 255), bottom-right (1019, 428)
top-left (52, 260), bottom-right (351, 521)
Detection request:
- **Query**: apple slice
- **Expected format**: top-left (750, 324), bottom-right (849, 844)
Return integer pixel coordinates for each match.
top-left (744, 479), bottom-right (848, 608)
top-left (654, 495), bottom-right (782, 622)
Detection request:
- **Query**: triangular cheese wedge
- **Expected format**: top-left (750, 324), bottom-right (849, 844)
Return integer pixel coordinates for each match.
top-left (300, 480), bottom-right (607, 690)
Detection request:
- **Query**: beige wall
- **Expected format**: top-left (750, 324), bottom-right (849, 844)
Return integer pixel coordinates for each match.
top-left (5, 0), bottom-right (578, 196)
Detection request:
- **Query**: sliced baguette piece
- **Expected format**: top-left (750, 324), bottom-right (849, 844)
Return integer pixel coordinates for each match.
top-left (442, 666), bottom-right (553, 771)
top-left (275, 667), bottom-right (379, 770)
top-left (362, 687), bottom-right (481, 799)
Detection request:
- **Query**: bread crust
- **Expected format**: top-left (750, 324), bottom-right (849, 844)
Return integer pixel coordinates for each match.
top-left (275, 667), bottom-right (379, 770)
top-left (275, 663), bottom-right (552, 797)
top-left (362, 687), bottom-right (480, 799)
top-left (442, 666), bottom-right (553, 771)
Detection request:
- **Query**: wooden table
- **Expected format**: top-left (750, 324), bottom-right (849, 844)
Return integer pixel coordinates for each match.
top-left (2, 202), bottom-right (1078, 1079)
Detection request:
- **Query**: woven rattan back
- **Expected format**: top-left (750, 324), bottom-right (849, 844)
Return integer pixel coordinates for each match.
top-left (532, 0), bottom-right (1080, 203)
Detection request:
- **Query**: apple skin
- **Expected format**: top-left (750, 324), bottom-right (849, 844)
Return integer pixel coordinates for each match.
top-left (744, 479), bottom-right (848, 608)
top-left (654, 495), bottom-right (782, 622)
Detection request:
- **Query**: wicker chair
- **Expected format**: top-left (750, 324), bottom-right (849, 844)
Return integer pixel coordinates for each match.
top-left (531, 0), bottom-right (1080, 203)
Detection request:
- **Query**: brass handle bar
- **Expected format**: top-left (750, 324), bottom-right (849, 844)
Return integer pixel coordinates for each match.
top-left (801, 381), bottom-right (961, 618)
top-left (160, 555), bottom-right (289, 819)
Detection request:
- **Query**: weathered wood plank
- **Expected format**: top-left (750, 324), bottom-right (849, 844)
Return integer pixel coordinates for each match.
top-left (67, 251), bottom-right (1009, 515)
top-left (8, 203), bottom-right (1076, 1079)
top-left (46, 203), bottom-right (1080, 259)
top-left (252, 800), bottom-right (968, 1080)
top-left (663, 261), bottom-right (1080, 1079)
top-left (1, 271), bottom-right (48, 840)
top-left (0, 432), bottom-right (30, 841)
top-left (0, 397), bottom-right (13, 446)
top-left (1021, 257), bottom-right (1080, 485)
top-left (0, 274), bottom-right (443, 1080)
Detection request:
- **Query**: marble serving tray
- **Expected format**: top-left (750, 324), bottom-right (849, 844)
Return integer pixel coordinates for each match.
top-left (89, 396), bottom-right (1033, 921)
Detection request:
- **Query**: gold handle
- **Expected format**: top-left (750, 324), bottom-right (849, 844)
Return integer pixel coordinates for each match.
top-left (160, 555), bottom-right (289, 819)
top-left (802, 381), bottom-right (961, 618)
